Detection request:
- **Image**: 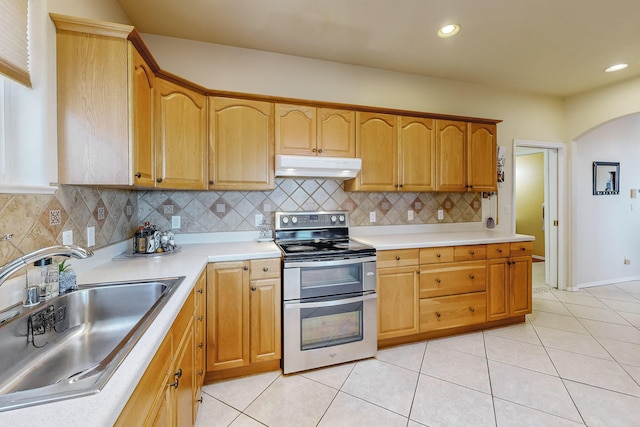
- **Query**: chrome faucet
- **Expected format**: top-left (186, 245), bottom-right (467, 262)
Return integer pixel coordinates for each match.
top-left (0, 245), bottom-right (94, 287)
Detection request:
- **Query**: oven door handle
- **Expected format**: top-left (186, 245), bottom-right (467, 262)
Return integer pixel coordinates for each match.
top-left (284, 293), bottom-right (376, 309)
top-left (284, 256), bottom-right (377, 269)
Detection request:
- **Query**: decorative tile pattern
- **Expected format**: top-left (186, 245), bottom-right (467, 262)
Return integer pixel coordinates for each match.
top-left (138, 179), bottom-right (482, 233)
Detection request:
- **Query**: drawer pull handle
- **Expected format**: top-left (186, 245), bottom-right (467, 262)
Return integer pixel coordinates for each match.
top-left (396, 255), bottom-right (401, 261)
top-left (470, 250), bottom-right (475, 255)
top-left (263, 266), bottom-right (269, 272)
top-left (469, 307), bottom-right (475, 313)
top-left (436, 278), bottom-right (441, 284)
top-left (469, 274), bottom-right (475, 280)
top-left (436, 312), bottom-right (441, 318)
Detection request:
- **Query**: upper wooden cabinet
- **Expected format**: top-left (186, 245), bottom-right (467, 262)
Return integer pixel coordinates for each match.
top-left (155, 77), bottom-right (208, 190)
top-left (400, 116), bottom-right (436, 192)
top-left (435, 120), bottom-right (468, 192)
top-left (52, 15), bottom-right (154, 186)
top-left (210, 97), bottom-right (275, 190)
top-left (275, 104), bottom-right (355, 157)
top-left (468, 123), bottom-right (497, 192)
top-left (344, 112), bottom-right (397, 192)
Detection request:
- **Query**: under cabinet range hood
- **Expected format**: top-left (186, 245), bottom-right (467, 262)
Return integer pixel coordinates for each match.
top-left (275, 154), bottom-right (362, 179)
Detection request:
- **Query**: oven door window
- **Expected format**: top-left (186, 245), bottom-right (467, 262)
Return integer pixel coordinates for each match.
top-left (300, 300), bottom-right (363, 351)
top-left (300, 264), bottom-right (363, 299)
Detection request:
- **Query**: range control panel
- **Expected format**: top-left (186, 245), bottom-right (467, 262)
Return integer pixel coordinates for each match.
top-left (274, 211), bottom-right (349, 230)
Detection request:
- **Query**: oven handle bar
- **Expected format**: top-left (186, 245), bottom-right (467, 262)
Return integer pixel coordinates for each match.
top-left (284, 255), bottom-right (377, 269)
top-left (284, 292), bottom-right (376, 309)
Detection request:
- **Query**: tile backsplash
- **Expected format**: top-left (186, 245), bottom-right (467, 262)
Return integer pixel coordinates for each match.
top-left (0, 179), bottom-right (481, 267)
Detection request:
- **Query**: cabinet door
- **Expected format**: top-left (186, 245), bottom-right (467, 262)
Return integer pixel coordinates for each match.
top-left (420, 292), bottom-right (487, 332)
top-left (377, 266), bottom-right (420, 340)
top-left (468, 123), bottom-right (497, 192)
top-left (193, 274), bottom-right (206, 421)
top-left (155, 78), bottom-right (208, 189)
top-left (172, 317), bottom-right (195, 427)
top-left (207, 262), bottom-right (250, 370)
top-left (131, 46), bottom-right (155, 187)
top-left (510, 256), bottom-right (532, 316)
top-left (487, 257), bottom-right (509, 321)
top-left (275, 103), bottom-right (316, 155)
top-left (399, 116), bottom-right (435, 191)
top-left (317, 108), bottom-right (356, 157)
top-left (250, 278), bottom-right (282, 363)
top-left (435, 120), bottom-right (467, 192)
top-left (344, 112), bottom-right (397, 191)
top-left (210, 97), bottom-right (274, 190)
top-left (419, 261), bottom-right (486, 299)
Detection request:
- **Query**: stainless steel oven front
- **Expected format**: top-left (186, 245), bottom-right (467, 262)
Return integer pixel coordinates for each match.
top-left (282, 256), bottom-right (377, 374)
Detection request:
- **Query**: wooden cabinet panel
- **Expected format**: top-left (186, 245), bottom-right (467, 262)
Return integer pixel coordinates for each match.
top-left (250, 278), bottom-right (282, 363)
top-left (318, 108), bottom-right (356, 157)
top-left (206, 262), bottom-right (250, 370)
top-left (420, 292), bottom-right (487, 332)
top-left (510, 241), bottom-right (533, 256)
top-left (399, 116), bottom-right (436, 191)
top-left (155, 78), bottom-right (208, 189)
top-left (249, 258), bottom-right (281, 280)
top-left (131, 46), bottom-right (155, 187)
top-left (344, 112), bottom-right (397, 191)
top-left (275, 103), bottom-right (316, 155)
top-left (487, 243), bottom-right (510, 259)
top-left (454, 245), bottom-right (487, 261)
top-left (419, 261), bottom-right (486, 298)
top-left (210, 97), bottom-right (274, 190)
top-left (510, 255), bottom-right (533, 316)
top-left (172, 315), bottom-right (194, 427)
top-left (193, 274), bottom-right (206, 421)
top-left (468, 123), bottom-right (497, 192)
top-left (487, 258), bottom-right (509, 321)
top-left (377, 266), bottom-right (420, 339)
top-left (419, 247), bottom-right (454, 264)
top-left (377, 249), bottom-right (419, 269)
top-left (435, 120), bottom-right (467, 192)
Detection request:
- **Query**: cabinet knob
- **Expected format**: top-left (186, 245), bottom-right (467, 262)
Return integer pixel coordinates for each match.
top-left (416, 270), bottom-right (420, 274)
top-left (198, 369), bottom-right (203, 376)
top-left (197, 315), bottom-right (203, 321)
top-left (436, 253), bottom-right (441, 258)
top-left (399, 184), bottom-right (403, 188)
top-left (135, 172), bottom-right (142, 178)
top-left (312, 148), bottom-right (317, 152)
top-left (251, 286), bottom-right (257, 291)
top-left (520, 247), bottom-right (526, 251)
top-left (198, 288), bottom-right (203, 294)
top-left (209, 180), bottom-right (214, 185)
top-left (394, 184), bottom-right (399, 188)
top-left (318, 148), bottom-right (323, 153)
top-left (198, 342), bottom-right (203, 348)
top-left (436, 312), bottom-right (441, 318)
top-left (197, 397), bottom-right (203, 403)
top-left (263, 266), bottom-right (269, 272)
top-left (469, 307), bottom-right (475, 313)
top-left (395, 255), bottom-right (401, 261)
top-left (469, 250), bottom-right (475, 255)
top-left (436, 278), bottom-right (442, 283)
top-left (169, 368), bottom-right (182, 388)
top-left (157, 178), bottom-right (163, 183)
top-left (243, 266), bottom-right (249, 271)
top-left (469, 274), bottom-right (475, 280)
top-left (497, 248), bottom-right (503, 253)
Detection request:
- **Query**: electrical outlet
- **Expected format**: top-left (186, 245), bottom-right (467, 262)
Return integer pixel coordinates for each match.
top-left (255, 214), bottom-right (264, 226)
top-left (437, 209), bottom-right (444, 220)
top-left (171, 215), bottom-right (181, 229)
top-left (87, 226), bottom-right (95, 247)
top-left (408, 210), bottom-right (414, 221)
top-left (624, 258), bottom-right (631, 265)
top-left (62, 230), bottom-right (73, 245)
top-left (369, 211), bottom-right (376, 223)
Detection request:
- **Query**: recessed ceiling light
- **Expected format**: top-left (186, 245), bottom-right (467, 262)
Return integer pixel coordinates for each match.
top-left (605, 63), bottom-right (628, 73)
top-left (437, 24), bottom-right (460, 38)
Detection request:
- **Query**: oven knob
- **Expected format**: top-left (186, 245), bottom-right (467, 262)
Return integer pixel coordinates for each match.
top-left (330, 215), bottom-right (337, 223)
top-left (282, 217), bottom-right (289, 225)
top-left (291, 216), bottom-right (298, 224)
top-left (338, 215), bottom-right (345, 223)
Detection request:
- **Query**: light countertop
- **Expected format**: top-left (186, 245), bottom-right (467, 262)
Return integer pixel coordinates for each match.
top-left (353, 230), bottom-right (534, 250)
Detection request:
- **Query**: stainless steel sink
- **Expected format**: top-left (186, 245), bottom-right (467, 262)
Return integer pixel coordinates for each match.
top-left (0, 276), bottom-right (184, 412)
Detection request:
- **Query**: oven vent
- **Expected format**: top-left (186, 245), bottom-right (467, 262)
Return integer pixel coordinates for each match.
top-left (275, 155), bottom-right (361, 179)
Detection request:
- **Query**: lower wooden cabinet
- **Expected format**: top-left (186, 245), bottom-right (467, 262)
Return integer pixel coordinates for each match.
top-left (377, 265), bottom-right (420, 340)
top-left (116, 270), bottom-right (205, 427)
top-left (206, 258), bottom-right (281, 380)
top-left (420, 292), bottom-right (487, 332)
top-left (487, 243), bottom-right (533, 321)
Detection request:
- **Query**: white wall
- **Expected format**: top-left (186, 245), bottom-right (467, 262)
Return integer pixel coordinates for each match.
top-left (572, 113), bottom-right (640, 287)
top-left (141, 34), bottom-right (567, 234)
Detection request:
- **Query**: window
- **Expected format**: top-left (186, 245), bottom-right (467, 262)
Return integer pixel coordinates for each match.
top-left (0, 0), bottom-right (30, 87)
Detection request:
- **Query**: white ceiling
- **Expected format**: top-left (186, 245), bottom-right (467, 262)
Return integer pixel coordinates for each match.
top-left (117, 0), bottom-right (640, 97)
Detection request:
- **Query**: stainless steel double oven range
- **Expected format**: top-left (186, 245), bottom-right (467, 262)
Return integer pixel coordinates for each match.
top-left (274, 211), bottom-right (377, 374)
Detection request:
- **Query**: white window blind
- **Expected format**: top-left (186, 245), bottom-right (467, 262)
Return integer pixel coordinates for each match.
top-left (0, 0), bottom-right (30, 87)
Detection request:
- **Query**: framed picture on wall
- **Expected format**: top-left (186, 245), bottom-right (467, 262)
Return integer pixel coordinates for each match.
top-left (593, 161), bottom-right (620, 195)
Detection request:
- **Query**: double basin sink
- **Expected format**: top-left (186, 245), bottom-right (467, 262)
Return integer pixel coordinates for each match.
top-left (0, 276), bottom-right (184, 412)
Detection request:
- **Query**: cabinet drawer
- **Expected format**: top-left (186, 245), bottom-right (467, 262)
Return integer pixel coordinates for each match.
top-left (377, 249), bottom-right (419, 268)
top-left (454, 245), bottom-right (487, 261)
top-left (486, 243), bottom-right (510, 259)
top-left (510, 241), bottom-right (533, 256)
top-left (419, 260), bottom-right (486, 298)
top-left (250, 258), bottom-right (281, 280)
top-left (420, 292), bottom-right (487, 332)
top-left (420, 247), bottom-right (454, 264)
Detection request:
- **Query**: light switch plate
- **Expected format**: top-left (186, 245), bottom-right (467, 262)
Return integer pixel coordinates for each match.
top-left (437, 209), bottom-right (444, 220)
top-left (369, 212), bottom-right (376, 223)
top-left (408, 210), bottom-right (414, 221)
top-left (62, 230), bottom-right (73, 245)
top-left (171, 216), bottom-right (181, 229)
top-left (255, 214), bottom-right (264, 227)
top-left (86, 226), bottom-right (95, 247)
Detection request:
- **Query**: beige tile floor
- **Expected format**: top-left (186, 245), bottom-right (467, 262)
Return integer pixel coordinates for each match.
top-left (196, 263), bottom-right (640, 426)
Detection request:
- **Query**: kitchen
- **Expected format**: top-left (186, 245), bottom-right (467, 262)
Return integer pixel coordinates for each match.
top-left (1, 0), bottom-right (640, 425)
